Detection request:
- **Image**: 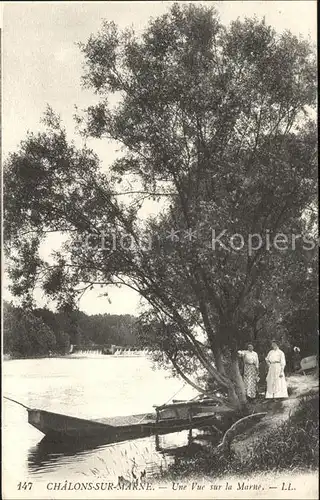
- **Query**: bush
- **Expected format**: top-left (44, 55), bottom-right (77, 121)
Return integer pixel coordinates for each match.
top-left (242, 395), bottom-right (319, 472)
top-left (167, 394), bottom-right (319, 478)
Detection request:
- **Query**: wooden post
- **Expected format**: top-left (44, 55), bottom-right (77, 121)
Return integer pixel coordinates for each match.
top-left (155, 433), bottom-right (160, 451)
top-left (188, 407), bottom-right (193, 444)
top-left (155, 408), bottom-right (160, 451)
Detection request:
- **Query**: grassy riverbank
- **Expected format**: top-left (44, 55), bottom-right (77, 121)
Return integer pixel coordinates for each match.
top-left (166, 374), bottom-right (319, 480)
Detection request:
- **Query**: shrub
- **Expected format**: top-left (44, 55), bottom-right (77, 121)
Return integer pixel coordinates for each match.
top-left (167, 394), bottom-right (319, 478)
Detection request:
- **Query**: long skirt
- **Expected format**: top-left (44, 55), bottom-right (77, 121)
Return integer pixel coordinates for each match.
top-left (265, 364), bottom-right (288, 399)
top-left (243, 363), bottom-right (258, 398)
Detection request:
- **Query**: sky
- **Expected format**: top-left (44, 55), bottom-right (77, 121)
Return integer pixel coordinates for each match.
top-left (2, 1), bottom-right (317, 316)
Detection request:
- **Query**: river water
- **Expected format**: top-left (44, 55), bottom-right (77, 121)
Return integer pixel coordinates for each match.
top-left (2, 355), bottom-right (197, 487)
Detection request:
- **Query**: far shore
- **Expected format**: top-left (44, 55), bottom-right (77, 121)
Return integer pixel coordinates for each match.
top-left (3, 353), bottom-right (70, 361)
top-left (3, 352), bottom-right (148, 361)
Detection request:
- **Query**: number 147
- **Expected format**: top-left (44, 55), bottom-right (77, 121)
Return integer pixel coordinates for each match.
top-left (17, 482), bottom-right (33, 490)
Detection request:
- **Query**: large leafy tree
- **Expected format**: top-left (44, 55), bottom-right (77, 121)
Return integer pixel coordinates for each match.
top-left (3, 302), bottom-right (57, 357)
top-left (4, 4), bottom-right (317, 408)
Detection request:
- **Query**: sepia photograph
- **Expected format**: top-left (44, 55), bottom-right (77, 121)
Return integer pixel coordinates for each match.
top-left (1, 1), bottom-right (318, 499)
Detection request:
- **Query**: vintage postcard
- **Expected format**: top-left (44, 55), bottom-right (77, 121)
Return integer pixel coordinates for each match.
top-left (1, 1), bottom-right (318, 499)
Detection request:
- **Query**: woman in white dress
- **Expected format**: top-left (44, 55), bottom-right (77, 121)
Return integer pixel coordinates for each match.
top-left (238, 343), bottom-right (259, 399)
top-left (265, 340), bottom-right (288, 399)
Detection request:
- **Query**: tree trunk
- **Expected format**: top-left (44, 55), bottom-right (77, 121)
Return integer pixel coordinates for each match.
top-left (213, 319), bottom-right (248, 410)
top-left (213, 345), bottom-right (227, 376)
top-left (229, 352), bottom-right (248, 409)
top-left (213, 348), bottom-right (241, 408)
top-left (226, 383), bottom-right (243, 409)
top-left (205, 339), bottom-right (246, 410)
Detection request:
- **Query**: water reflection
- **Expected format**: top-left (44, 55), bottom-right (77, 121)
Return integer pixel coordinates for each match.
top-left (28, 436), bottom-right (110, 471)
top-left (28, 428), bottom-right (218, 477)
top-left (27, 432), bottom-right (185, 478)
top-left (3, 356), bottom-right (199, 480)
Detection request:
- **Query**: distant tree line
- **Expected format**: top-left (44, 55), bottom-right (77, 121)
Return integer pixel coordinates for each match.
top-left (3, 301), bottom-right (139, 358)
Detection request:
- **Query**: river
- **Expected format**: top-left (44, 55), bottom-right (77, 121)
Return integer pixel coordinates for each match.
top-left (2, 355), bottom-right (198, 488)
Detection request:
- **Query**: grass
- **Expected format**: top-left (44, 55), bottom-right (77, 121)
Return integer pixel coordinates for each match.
top-left (166, 394), bottom-right (319, 479)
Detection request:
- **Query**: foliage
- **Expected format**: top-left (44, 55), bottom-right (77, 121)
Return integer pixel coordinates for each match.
top-left (167, 393), bottom-right (319, 478)
top-left (3, 302), bottom-right (57, 357)
top-left (281, 255), bottom-right (318, 356)
top-left (3, 301), bottom-right (139, 357)
top-left (4, 4), bottom-right (317, 407)
top-left (76, 311), bottom-right (139, 346)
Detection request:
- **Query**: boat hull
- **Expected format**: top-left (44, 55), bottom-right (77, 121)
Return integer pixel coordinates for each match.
top-left (28, 409), bottom-right (115, 440)
top-left (27, 408), bottom-right (225, 444)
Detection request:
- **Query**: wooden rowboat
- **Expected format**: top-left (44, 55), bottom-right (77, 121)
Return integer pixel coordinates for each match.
top-left (27, 399), bottom-right (233, 444)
